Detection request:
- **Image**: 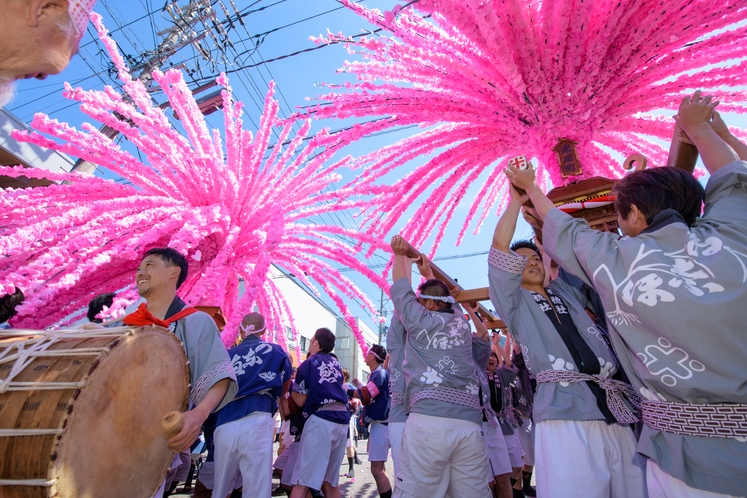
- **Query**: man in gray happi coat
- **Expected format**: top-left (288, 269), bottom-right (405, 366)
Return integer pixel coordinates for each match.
top-left (506, 91), bottom-right (747, 498)
top-left (386, 264), bottom-right (409, 478)
top-left (112, 248), bottom-right (237, 496)
top-left (488, 186), bottom-right (646, 498)
top-left (389, 235), bottom-right (491, 498)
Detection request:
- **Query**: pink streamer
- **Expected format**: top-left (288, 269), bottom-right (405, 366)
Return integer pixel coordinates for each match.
top-left (1, 15), bottom-right (384, 357)
top-left (305, 0), bottom-right (747, 253)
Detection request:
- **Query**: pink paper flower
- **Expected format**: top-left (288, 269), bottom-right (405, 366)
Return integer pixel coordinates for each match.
top-left (1, 14), bottom-right (387, 355)
top-left (305, 0), bottom-right (747, 252)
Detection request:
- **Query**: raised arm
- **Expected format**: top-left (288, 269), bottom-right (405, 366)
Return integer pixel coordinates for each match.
top-left (675, 91), bottom-right (739, 175)
top-left (391, 235), bottom-right (413, 283)
top-left (492, 184), bottom-right (529, 250)
top-left (492, 332), bottom-right (513, 368)
top-left (504, 168), bottom-right (555, 222)
top-left (503, 332), bottom-right (512, 357)
top-left (463, 302), bottom-right (488, 340)
top-left (710, 110), bottom-right (747, 161)
top-left (349, 368), bottom-right (387, 406)
top-left (416, 254), bottom-right (435, 280)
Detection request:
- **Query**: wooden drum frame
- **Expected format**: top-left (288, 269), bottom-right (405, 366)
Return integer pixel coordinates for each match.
top-left (0, 326), bottom-right (189, 498)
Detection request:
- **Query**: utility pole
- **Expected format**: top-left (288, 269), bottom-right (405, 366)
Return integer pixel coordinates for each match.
top-left (72, 0), bottom-right (218, 174)
top-left (377, 288), bottom-right (390, 345)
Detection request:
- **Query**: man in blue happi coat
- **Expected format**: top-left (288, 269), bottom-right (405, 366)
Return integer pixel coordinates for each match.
top-left (213, 312), bottom-right (292, 498)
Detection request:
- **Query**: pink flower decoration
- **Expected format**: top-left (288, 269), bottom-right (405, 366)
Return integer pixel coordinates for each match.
top-left (1, 14), bottom-right (387, 355)
top-left (305, 0), bottom-right (747, 252)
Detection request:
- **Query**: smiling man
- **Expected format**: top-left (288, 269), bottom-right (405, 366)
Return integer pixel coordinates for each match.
top-left (487, 185), bottom-right (645, 498)
top-left (0, 0), bottom-right (96, 105)
top-left (506, 93), bottom-right (747, 497)
top-left (121, 248), bottom-right (237, 454)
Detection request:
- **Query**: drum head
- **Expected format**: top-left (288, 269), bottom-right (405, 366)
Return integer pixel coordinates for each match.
top-left (50, 327), bottom-right (189, 498)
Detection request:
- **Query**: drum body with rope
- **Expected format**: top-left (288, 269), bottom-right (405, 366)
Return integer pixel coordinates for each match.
top-left (0, 326), bottom-right (189, 498)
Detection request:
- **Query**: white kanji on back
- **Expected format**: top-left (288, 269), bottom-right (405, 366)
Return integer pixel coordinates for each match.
top-left (232, 343), bottom-right (274, 375)
top-left (318, 360), bottom-right (342, 384)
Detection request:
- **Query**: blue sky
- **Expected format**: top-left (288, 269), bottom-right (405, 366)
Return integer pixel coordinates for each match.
top-left (6, 0), bottom-right (745, 334)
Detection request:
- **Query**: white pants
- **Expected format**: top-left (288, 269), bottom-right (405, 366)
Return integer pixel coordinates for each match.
top-left (393, 413), bottom-right (491, 498)
top-left (483, 421), bottom-right (512, 477)
top-left (280, 442), bottom-right (301, 487)
top-left (213, 412), bottom-right (275, 498)
top-left (346, 415), bottom-right (357, 448)
top-left (647, 460), bottom-right (739, 498)
top-left (517, 417), bottom-right (535, 467)
top-left (504, 432), bottom-right (525, 468)
top-left (389, 422), bottom-right (405, 478)
top-left (290, 415), bottom-right (348, 490)
top-left (369, 422), bottom-right (391, 462)
top-left (197, 461), bottom-right (242, 491)
top-left (273, 440), bottom-right (295, 471)
top-left (535, 420), bottom-right (647, 498)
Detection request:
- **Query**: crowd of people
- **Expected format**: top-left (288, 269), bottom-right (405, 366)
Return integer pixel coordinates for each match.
top-left (1, 7), bottom-right (745, 491)
top-left (2, 91), bottom-right (746, 498)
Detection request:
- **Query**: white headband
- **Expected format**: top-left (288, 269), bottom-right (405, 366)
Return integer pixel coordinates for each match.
top-left (239, 322), bottom-right (266, 335)
top-left (417, 292), bottom-right (456, 304)
top-left (370, 348), bottom-right (385, 362)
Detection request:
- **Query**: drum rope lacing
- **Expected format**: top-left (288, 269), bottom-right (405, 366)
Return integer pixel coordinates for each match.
top-left (0, 329), bottom-right (131, 394)
top-left (0, 329), bottom-right (133, 445)
top-left (0, 328), bottom-right (141, 487)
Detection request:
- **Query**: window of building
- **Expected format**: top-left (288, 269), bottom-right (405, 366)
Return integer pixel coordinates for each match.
top-left (286, 326), bottom-right (293, 341)
top-left (300, 335), bottom-right (308, 352)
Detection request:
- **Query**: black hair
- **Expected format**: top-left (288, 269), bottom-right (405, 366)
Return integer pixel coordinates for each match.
top-left (143, 248), bottom-right (189, 289)
top-left (0, 287), bottom-right (24, 323)
top-left (510, 240), bottom-right (541, 259)
top-left (370, 344), bottom-right (387, 364)
top-left (417, 279), bottom-right (452, 309)
top-left (87, 292), bottom-right (116, 323)
top-left (613, 167), bottom-right (704, 227)
top-left (314, 327), bottom-right (336, 354)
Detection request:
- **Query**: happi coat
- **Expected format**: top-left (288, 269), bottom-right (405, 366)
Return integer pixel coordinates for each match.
top-left (115, 296), bottom-right (237, 410)
top-left (295, 352), bottom-right (350, 425)
top-left (487, 366), bottom-right (519, 435)
top-left (217, 334), bottom-right (292, 427)
top-left (386, 315), bottom-right (407, 424)
top-left (488, 251), bottom-right (622, 425)
top-left (542, 160), bottom-right (747, 496)
top-left (391, 277), bottom-right (491, 425)
top-left (361, 364), bottom-right (390, 424)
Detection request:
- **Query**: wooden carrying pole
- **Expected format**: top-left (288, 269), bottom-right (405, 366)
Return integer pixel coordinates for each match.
top-left (666, 124), bottom-right (699, 173)
top-left (402, 240), bottom-right (506, 330)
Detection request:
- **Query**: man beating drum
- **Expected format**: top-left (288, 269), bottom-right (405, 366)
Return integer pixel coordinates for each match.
top-left (115, 248), bottom-right (238, 493)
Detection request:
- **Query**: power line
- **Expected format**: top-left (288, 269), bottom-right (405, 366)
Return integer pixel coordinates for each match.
top-left (20, 0), bottom-right (378, 115)
top-left (335, 251), bottom-right (490, 272)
